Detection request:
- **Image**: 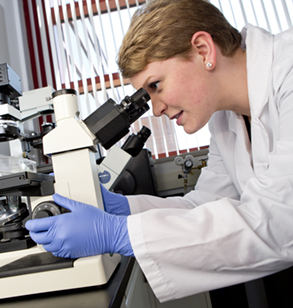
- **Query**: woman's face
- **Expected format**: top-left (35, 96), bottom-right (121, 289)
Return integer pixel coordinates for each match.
top-left (130, 55), bottom-right (219, 134)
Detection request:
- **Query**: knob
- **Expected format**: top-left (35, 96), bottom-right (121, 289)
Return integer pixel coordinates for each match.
top-left (32, 201), bottom-right (62, 219)
top-left (175, 156), bottom-right (184, 166)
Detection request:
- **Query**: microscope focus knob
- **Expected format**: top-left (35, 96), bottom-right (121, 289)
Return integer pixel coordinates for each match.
top-left (32, 201), bottom-right (62, 219)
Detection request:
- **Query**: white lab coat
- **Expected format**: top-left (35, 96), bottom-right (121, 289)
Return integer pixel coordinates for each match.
top-left (126, 24), bottom-right (293, 302)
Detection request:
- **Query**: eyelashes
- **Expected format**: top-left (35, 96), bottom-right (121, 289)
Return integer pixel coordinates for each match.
top-left (149, 81), bottom-right (160, 90)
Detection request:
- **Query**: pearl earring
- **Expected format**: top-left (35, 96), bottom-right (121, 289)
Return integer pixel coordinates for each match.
top-left (206, 62), bottom-right (212, 68)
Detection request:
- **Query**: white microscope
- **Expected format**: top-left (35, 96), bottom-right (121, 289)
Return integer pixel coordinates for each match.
top-left (0, 64), bottom-right (150, 299)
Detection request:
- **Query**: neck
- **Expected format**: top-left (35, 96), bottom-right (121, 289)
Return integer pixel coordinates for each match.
top-left (217, 46), bottom-right (250, 117)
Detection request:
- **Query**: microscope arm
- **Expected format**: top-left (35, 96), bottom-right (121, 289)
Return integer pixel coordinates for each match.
top-left (35, 88), bottom-right (150, 212)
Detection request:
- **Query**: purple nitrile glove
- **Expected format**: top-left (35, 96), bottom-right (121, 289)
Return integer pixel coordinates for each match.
top-left (100, 184), bottom-right (131, 216)
top-left (25, 193), bottom-right (134, 258)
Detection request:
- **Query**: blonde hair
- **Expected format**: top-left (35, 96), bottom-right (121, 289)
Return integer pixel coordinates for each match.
top-left (117, 0), bottom-right (242, 78)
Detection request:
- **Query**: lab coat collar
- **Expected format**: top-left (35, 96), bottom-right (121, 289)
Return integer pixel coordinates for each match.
top-left (225, 25), bottom-right (274, 182)
top-left (242, 24), bottom-right (274, 118)
top-left (241, 24), bottom-right (274, 175)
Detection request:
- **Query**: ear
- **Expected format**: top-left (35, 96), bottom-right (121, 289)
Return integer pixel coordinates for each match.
top-left (190, 31), bottom-right (217, 70)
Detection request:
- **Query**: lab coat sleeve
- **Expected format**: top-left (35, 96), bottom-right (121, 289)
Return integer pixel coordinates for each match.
top-left (127, 120), bottom-right (241, 215)
top-left (127, 194), bottom-right (195, 215)
top-left (127, 64), bottom-right (293, 302)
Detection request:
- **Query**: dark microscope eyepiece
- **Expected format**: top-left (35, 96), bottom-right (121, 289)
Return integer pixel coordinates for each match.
top-left (120, 88), bottom-right (150, 124)
top-left (124, 88), bottom-right (150, 108)
top-left (84, 88), bottom-right (151, 150)
top-left (121, 126), bottom-right (151, 157)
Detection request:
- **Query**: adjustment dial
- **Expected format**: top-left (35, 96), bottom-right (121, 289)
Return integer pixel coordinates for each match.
top-left (32, 201), bottom-right (62, 219)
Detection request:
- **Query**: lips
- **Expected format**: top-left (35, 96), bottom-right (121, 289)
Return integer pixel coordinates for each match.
top-left (171, 111), bottom-right (183, 125)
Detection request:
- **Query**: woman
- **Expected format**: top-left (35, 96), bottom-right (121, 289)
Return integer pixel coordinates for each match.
top-left (26, 0), bottom-right (293, 302)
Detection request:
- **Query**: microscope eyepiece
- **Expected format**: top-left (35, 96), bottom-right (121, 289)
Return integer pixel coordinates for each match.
top-left (126, 88), bottom-right (150, 108)
top-left (119, 88), bottom-right (150, 124)
top-left (139, 125), bottom-right (151, 140)
top-left (84, 88), bottom-right (151, 149)
top-left (121, 126), bottom-right (151, 157)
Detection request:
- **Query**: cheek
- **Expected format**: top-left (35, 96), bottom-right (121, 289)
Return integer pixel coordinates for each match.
top-left (163, 89), bottom-right (180, 106)
top-left (181, 81), bottom-right (204, 107)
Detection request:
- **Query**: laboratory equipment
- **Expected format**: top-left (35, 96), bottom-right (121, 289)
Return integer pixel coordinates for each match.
top-left (175, 155), bottom-right (208, 193)
top-left (98, 125), bottom-right (151, 190)
top-left (0, 68), bottom-right (150, 298)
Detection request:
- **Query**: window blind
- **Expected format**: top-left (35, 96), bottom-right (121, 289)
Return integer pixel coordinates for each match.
top-left (24, 0), bottom-right (293, 158)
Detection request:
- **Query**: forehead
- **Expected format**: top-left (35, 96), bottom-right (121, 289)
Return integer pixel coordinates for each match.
top-left (129, 61), bottom-right (163, 89)
top-left (130, 58), bottom-right (185, 89)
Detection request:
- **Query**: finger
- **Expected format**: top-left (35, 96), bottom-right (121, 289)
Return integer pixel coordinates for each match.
top-left (50, 249), bottom-right (71, 259)
top-left (25, 217), bottom-right (55, 232)
top-left (42, 241), bottom-right (62, 254)
top-left (53, 193), bottom-right (77, 212)
top-left (29, 231), bottom-right (52, 245)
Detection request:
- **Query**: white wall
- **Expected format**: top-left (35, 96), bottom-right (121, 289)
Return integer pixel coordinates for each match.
top-left (0, 0), bottom-right (35, 156)
top-left (0, 0), bottom-right (33, 91)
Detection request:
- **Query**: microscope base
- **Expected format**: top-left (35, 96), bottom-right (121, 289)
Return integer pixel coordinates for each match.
top-left (0, 246), bottom-right (121, 299)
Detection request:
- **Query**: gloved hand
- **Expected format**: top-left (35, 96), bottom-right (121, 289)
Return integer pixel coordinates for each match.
top-left (25, 194), bottom-right (134, 258)
top-left (100, 184), bottom-right (131, 216)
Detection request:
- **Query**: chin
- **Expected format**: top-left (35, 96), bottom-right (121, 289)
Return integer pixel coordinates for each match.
top-left (183, 126), bottom-right (198, 134)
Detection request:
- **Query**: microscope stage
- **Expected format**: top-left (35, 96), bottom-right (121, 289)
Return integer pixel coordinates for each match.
top-left (0, 172), bottom-right (54, 196)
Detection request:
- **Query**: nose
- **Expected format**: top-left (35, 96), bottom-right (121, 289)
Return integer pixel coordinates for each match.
top-left (151, 97), bottom-right (167, 117)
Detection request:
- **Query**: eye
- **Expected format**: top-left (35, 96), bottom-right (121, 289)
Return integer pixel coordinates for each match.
top-left (149, 81), bottom-right (160, 90)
